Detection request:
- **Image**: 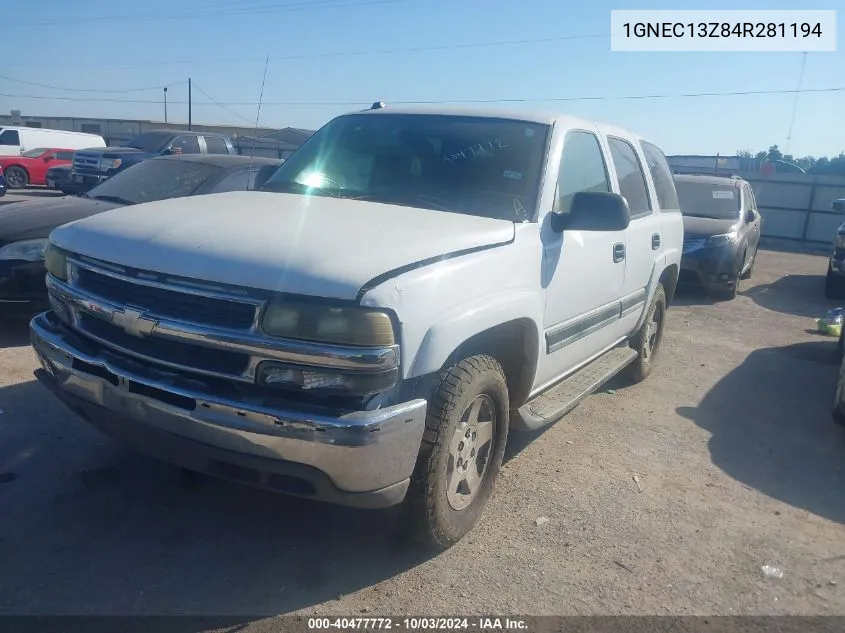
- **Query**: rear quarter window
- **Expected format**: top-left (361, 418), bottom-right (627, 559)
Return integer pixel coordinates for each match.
top-left (608, 137), bottom-right (653, 219)
top-left (0, 129), bottom-right (21, 146)
top-left (640, 141), bottom-right (680, 212)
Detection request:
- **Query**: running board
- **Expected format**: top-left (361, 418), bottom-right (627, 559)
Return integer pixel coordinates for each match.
top-left (512, 346), bottom-right (638, 431)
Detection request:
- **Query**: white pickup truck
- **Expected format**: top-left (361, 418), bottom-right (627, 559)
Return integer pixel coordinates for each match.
top-left (31, 106), bottom-right (683, 549)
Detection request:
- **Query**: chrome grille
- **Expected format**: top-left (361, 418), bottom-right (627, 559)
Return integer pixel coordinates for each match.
top-left (78, 314), bottom-right (250, 376)
top-left (72, 152), bottom-right (102, 174)
top-left (75, 266), bottom-right (259, 330)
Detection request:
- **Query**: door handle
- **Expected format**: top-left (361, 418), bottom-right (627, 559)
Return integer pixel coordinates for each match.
top-left (613, 242), bottom-right (625, 263)
top-left (651, 233), bottom-right (661, 250)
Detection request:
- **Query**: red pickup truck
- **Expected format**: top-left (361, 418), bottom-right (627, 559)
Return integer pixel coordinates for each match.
top-left (0, 147), bottom-right (76, 189)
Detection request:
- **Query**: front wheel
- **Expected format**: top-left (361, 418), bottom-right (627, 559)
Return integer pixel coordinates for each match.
top-left (624, 284), bottom-right (667, 384)
top-left (825, 268), bottom-right (845, 300)
top-left (4, 166), bottom-right (28, 189)
top-left (402, 355), bottom-right (509, 550)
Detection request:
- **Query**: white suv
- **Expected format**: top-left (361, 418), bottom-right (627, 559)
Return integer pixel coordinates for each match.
top-left (31, 106), bottom-right (683, 549)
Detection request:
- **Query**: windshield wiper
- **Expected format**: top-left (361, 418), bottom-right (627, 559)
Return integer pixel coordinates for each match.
top-left (683, 213), bottom-right (724, 219)
top-left (89, 195), bottom-right (136, 205)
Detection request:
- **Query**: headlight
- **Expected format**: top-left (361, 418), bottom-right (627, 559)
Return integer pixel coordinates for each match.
top-left (0, 238), bottom-right (48, 261)
top-left (261, 299), bottom-right (395, 346)
top-left (834, 235), bottom-right (845, 250)
top-left (99, 158), bottom-right (122, 170)
top-left (707, 232), bottom-right (740, 246)
top-left (43, 243), bottom-right (69, 280)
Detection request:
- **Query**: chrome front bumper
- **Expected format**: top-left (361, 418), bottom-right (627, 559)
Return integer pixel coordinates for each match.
top-left (30, 312), bottom-right (428, 509)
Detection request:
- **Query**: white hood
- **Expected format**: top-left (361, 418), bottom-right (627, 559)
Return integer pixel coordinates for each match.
top-left (50, 191), bottom-right (515, 300)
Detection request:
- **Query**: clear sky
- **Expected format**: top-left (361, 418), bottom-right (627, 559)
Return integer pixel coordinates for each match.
top-left (1, 0), bottom-right (843, 158)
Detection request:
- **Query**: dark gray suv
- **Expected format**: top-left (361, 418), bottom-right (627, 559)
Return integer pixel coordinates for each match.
top-left (675, 174), bottom-right (762, 300)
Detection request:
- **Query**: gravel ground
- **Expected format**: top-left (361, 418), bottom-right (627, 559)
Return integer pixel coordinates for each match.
top-left (1, 248), bottom-right (845, 620)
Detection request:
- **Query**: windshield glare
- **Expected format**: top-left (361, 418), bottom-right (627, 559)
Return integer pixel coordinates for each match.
top-left (86, 159), bottom-right (219, 205)
top-left (261, 113), bottom-right (549, 221)
top-left (21, 148), bottom-right (50, 158)
top-left (676, 181), bottom-right (741, 220)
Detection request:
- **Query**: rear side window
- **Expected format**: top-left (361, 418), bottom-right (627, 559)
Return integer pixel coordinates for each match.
top-left (608, 137), bottom-right (652, 218)
top-left (204, 136), bottom-right (229, 154)
top-left (0, 129), bottom-right (21, 146)
top-left (554, 130), bottom-right (611, 214)
top-left (640, 141), bottom-right (680, 212)
top-left (171, 135), bottom-right (201, 154)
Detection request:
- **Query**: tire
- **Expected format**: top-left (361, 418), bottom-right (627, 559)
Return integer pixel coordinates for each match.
top-left (402, 355), bottom-right (509, 550)
top-left (825, 268), bottom-right (845, 300)
top-left (839, 325), bottom-right (845, 361)
top-left (4, 166), bottom-right (28, 189)
top-left (833, 358), bottom-right (845, 427)
top-left (740, 247), bottom-right (756, 280)
top-left (624, 284), bottom-right (667, 384)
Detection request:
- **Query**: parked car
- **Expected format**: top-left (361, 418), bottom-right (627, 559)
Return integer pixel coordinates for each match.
top-left (0, 154), bottom-right (279, 315)
top-left (0, 126), bottom-right (105, 156)
top-left (70, 130), bottom-right (237, 193)
top-left (0, 147), bottom-right (77, 189)
top-left (824, 198), bottom-right (845, 299)
top-left (0, 167), bottom-right (6, 197)
top-left (674, 174), bottom-right (761, 300)
top-left (31, 106), bottom-right (683, 549)
top-left (45, 164), bottom-right (78, 194)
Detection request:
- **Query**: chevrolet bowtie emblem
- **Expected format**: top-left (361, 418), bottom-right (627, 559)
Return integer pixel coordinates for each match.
top-left (112, 308), bottom-right (157, 337)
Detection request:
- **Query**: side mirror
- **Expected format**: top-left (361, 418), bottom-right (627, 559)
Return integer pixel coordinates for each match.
top-left (551, 191), bottom-right (631, 233)
top-left (253, 164), bottom-right (277, 190)
top-left (833, 199), bottom-right (845, 213)
top-left (745, 209), bottom-right (756, 223)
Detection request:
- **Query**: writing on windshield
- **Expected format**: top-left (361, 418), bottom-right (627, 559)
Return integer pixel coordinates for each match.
top-left (261, 113), bottom-right (549, 222)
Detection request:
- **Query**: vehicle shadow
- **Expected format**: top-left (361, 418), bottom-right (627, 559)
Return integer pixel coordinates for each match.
top-left (677, 340), bottom-right (845, 525)
top-left (0, 314), bottom-right (32, 349)
top-left (740, 274), bottom-right (837, 318)
top-left (0, 378), bottom-right (434, 617)
top-left (671, 283), bottom-right (717, 307)
top-left (14, 189), bottom-right (64, 198)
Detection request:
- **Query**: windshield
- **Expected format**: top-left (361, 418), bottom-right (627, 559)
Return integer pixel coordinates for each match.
top-left (676, 180), bottom-right (741, 220)
top-left (21, 147), bottom-right (50, 158)
top-left (260, 113), bottom-right (550, 221)
top-left (85, 159), bottom-right (220, 205)
top-left (125, 132), bottom-right (174, 153)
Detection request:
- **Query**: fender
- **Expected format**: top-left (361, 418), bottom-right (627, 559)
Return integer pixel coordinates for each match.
top-left (408, 289), bottom-right (544, 379)
top-left (633, 255), bottom-right (679, 333)
top-left (632, 254), bottom-right (666, 333)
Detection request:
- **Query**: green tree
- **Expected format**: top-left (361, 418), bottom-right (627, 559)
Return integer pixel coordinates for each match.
top-left (767, 145), bottom-right (783, 161)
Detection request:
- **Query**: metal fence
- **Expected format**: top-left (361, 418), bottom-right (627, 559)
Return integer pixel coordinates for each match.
top-left (736, 172), bottom-right (845, 251)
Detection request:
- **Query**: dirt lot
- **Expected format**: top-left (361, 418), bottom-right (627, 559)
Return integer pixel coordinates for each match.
top-left (2, 248), bottom-right (845, 619)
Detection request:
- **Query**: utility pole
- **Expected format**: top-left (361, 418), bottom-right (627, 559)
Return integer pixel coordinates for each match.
top-left (188, 78), bottom-right (192, 130)
top-left (163, 86), bottom-right (168, 124)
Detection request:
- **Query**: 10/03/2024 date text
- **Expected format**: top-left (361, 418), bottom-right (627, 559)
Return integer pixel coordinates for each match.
top-left (307, 617), bottom-right (528, 630)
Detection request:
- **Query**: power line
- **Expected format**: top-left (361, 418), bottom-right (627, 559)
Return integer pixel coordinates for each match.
top-left (4, 0), bottom-right (407, 27)
top-left (0, 73), bottom-right (185, 94)
top-left (190, 82), bottom-right (255, 125)
top-left (785, 52), bottom-right (809, 155)
top-left (2, 86), bottom-right (843, 107)
top-left (8, 33), bottom-right (609, 69)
